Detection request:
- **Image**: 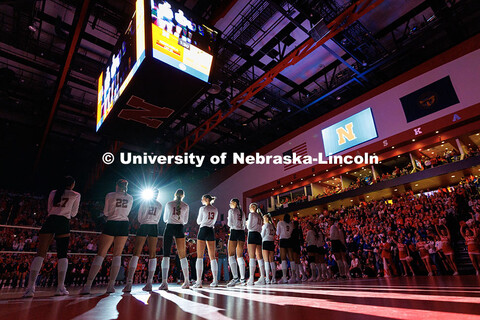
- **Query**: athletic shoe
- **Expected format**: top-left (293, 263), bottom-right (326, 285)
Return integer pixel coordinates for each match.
top-left (142, 283), bottom-right (153, 291)
top-left (265, 278), bottom-right (271, 285)
top-left (246, 278), bottom-right (254, 286)
top-left (428, 272), bottom-right (433, 276)
top-left (23, 287), bottom-right (35, 298)
top-left (453, 272), bottom-right (459, 276)
top-left (476, 270), bottom-right (479, 276)
top-left (280, 277), bottom-right (288, 284)
top-left (308, 276), bottom-right (315, 282)
top-left (158, 282), bottom-right (168, 290)
top-left (314, 275), bottom-right (321, 282)
top-left (210, 281), bottom-right (219, 287)
top-left (54, 287), bottom-right (69, 296)
top-left (181, 282), bottom-right (190, 289)
top-left (79, 286), bottom-right (91, 295)
top-left (270, 278), bottom-right (277, 284)
top-left (288, 277), bottom-right (297, 284)
top-left (301, 275), bottom-right (308, 282)
top-left (254, 277), bottom-right (266, 285)
top-left (227, 278), bottom-right (239, 287)
top-left (106, 285), bottom-right (115, 294)
top-left (192, 281), bottom-right (203, 288)
top-left (239, 278), bottom-right (247, 285)
top-left (123, 283), bottom-right (132, 293)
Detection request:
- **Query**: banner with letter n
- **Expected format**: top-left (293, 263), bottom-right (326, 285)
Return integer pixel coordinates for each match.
top-left (400, 76), bottom-right (460, 123)
top-left (321, 108), bottom-right (377, 156)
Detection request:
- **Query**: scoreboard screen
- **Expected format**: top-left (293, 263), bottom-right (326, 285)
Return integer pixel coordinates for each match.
top-left (151, 0), bottom-right (217, 82)
top-left (96, 0), bottom-right (146, 131)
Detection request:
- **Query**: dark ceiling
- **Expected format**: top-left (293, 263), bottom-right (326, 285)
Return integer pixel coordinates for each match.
top-left (0, 0), bottom-right (479, 198)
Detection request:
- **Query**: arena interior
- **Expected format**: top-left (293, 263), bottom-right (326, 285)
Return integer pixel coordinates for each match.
top-left (1, 0), bottom-right (480, 319)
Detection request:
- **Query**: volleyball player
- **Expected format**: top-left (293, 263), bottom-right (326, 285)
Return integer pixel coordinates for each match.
top-left (226, 198), bottom-right (246, 287)
top-left (246, 203), bottom-right (265, 285)
top-left (159, 189), bottom-right (190, 290)
top-left (315, 225), bottom-right (328, 281)
top-left (291, 220), bottom-right (307, 282)
top-left (193, 195), bottom-right (218, 288)
top-left (123, 189), bottom-right (162, 292)
top-left (261, 213), bottom-right (276, 284)
top-left (329, 218), bottom-right (349, 279)
top-left (305, 222), bottom-right (318, 281)
top-left (23, 176), bottom-right (80, 298)
top-left (276, 213), bottom-right (294, 284)
top-left (80, 179), bottom-right (132, 294)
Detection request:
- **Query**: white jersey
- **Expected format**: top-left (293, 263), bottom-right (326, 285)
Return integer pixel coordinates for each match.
top-left (227, 208), bottom-right (245, 230)
top-left (163, 200), bottom-right (189, 225)
top-left (261, 223), bottom-right (275, 242)
top-left (137, 200), bottom-right (163, 225)
top-left (103, 192), bottom-right (133, 221)
top-left (276, 221), bottom-right (293, 239)
top-left (329, 224), bottom-right (343, 241)
top-left (246, 211), bottom-right (262, 233)
top-left (197, 204), bottom-right (218, 228)
top-left (47, 189), bottom-right (81, 219)
top-left (305, 230), bottom-right (317, 247)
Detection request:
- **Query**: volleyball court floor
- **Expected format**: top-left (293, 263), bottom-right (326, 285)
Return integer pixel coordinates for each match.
top-left (1, 276), bottom-right (479, 320)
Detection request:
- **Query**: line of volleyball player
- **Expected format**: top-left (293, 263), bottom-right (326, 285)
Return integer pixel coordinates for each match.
top-left (23, 177), bottom-right (332, 298)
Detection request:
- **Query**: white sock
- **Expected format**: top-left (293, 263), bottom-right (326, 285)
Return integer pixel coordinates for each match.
top-left (249, 258), bottom-right (256, 280)
top-left (57, 258), bottom-right (68, 289)
top-left (264, 261), bottom-right (270, 281)
top-left (281, 260), bottom-right (288, 279)
top-left (343, 260), bottom-right (349, 276)
top-left (196, 258), bottom-right (204, 283)
top-left (321, 264), bottom-right (328, 277)
top-left (85, 255), bottom-right (104, 287)
top-left (28, 256), bottom-right (44, 288)
top-left (309, 263), bottom-right (316, 277)
top-left (108, 256), bottom-right (122, 286)
top-left (147, 258), bottom-right (156, 284)
top-left (291, 262), bottom-right (296, 278)
top-left (211, 259), bottom-right (218, 282)
top-left (270, 262), bottom-right (276, 279)
top-left (258, 259), bottom-right (265, 278)
top-left (161, 257), bottom-right (170, 284)
top-left (228, 256), bottom-right (238, 279)
top-left (180, 258), bottom-right (189, 283)
top-left (237, 257), bottom-right (246, 280)
top-left (127, 256), bottom-right (139, 283)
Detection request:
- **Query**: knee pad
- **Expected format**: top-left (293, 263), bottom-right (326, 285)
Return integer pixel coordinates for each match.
top-left (56, 237), bottom-right (69, 259)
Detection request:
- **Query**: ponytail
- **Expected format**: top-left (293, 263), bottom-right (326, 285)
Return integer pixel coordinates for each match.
top-left (231, 198), bottom-right (244, 222)
top-left (116, 179), bottom-right (128, 194)
top-left (175, 189), bottom-right (184, 216)
top-left (202, 194), bottom-right (216, 204)
top-left (53, 176), bottom-right (75, 206)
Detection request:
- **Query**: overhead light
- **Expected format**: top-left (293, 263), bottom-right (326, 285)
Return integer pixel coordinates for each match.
top-left (272, 188), bottom-right (274, 191)
top-left (398, 155), bottom-right (401, 158)
top-left (394, 189), bottom-right (397, 191)
top-left (313, 174), bottom-right (316, 176)
top-left (415, 184), bottom-right (418, 186)
top-left (436, 131), bottom-right (439, 133)
top-left (412, 139), bottom-right (415, 142)
top-left (290, 182), bottom-right (293, 184)
top-left (419, 149), bottom-right (422, 151)
top-left (451, 175), bottom-right (455, 178)
top-left (367, 196), bottom-right (370, 198)
top-left (301, 178), bottom-right (303, 181)
top-left (326, 169), bottom-right (329, 172)
top-left (315, 208), bottom-right (318, 210)
top-left (427, 149), bottom-right (430, 151)
top-left (242, 123), bottom-right (247, 126)
top-left (350, 200), bottom-right (353, 202)
top-left (336, 96), bottom-right (341, 100)
top-left (281, 185), bottom-right (283, 187)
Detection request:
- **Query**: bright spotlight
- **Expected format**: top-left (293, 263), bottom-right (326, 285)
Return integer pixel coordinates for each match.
top-left (141, 188), bottom-right (155, 201)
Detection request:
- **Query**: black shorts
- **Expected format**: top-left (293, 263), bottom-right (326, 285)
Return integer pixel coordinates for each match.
top-left (103, 221), bottom-right (129, 237)
top-left (317, 246), bottom-right (326, 255)
top-left (39, 215), bottom-right (70, 236)
top-left (247, 231), bottom-right (262, 245)
top-left (262, 241), bottom-right (275, 251)
top-left (163, 224), bottom-right (185, 239)
top-left (306, 245), bottom-right (317, 254)
top-left (136, 224), bottom-right (158, 237)
top-left (229, 229), bottom-right (246, 242)
top-left (331, 240), bottom-right (346, 253)
top-left (197, 226), bottom-right (215, 241)
top-left (292, 241), bottom-right (301, 253)
top-left (279, 238), bottom-right (291, 248)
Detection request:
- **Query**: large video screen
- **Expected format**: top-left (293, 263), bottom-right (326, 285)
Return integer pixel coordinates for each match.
top-left (96, 0), bottom-right (146, 132)
top-left (151, 0), bottom-right (217, 83)
top-left (321, 108), bottom-right (378, 156)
